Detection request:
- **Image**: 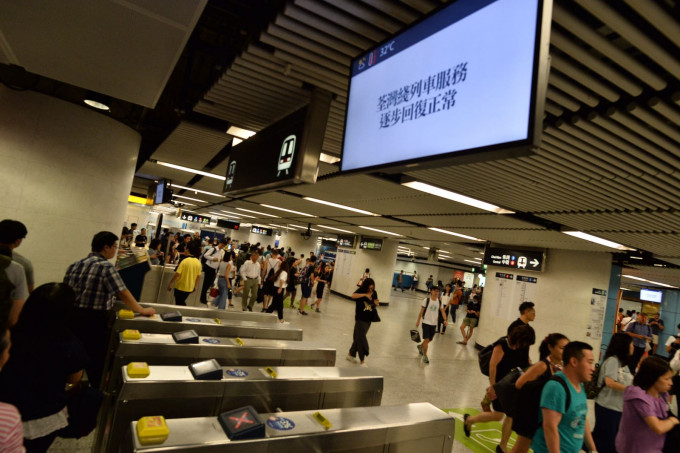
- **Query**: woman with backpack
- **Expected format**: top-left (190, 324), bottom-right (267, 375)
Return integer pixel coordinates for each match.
top-left (615, 356), bottom-right (679, 453)
top-left (591, 333), bottom-right (634, 453)
top-left (346, 278), bottom-right (380, 367)
top-left (463, 325), bottom-right (534, 453)
top-left (508, 333), bottom-right (569, 453)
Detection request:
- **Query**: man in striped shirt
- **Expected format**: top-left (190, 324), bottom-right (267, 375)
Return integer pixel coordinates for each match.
top-left (64, 231), bottom-right (154, 388)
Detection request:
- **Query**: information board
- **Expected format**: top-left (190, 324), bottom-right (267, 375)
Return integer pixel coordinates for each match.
top-left (251, 226), bottom-right (273, 236)
top-left (337, 234), bottom-right (356, 248)
top-left (179, 211), bottom-right (211, 225)
top-left (359, 237), bottom-right (383, 251)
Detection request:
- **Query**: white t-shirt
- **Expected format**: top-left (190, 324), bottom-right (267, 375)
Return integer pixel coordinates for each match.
top-left (666, 335), bottom-right (679, 355)
top-left (620, 317), bottom-right (633, 329)
top-left (264, 257), bottom-right (279, 277)
top-left (274, 271), bottom-right (288, 289)
top-left (440, 293), bottom-right (453, 308)
top-left (421, 298), bottom-right (441, 326)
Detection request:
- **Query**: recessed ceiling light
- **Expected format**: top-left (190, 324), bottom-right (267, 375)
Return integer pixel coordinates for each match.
top-left (428, 227), bottom-right (483, 241)
top-left (402, 181), bottom-right (515, 214)
top-left (303, 197), bottom-right (379, 216)
top-left (84, 99), bottom-right (110, 111)
top-left (227, 126), bottom-right (256, 140)
top-left (236, 207), bottom-right (279, 218)
top-left (260, 204), bottom-right (315, 217)
top-left (153, 160), bottom-right (225, 180)
top-left (563, 231), bottom-right (635, 251)
top-left (317, 225), bottom-right (354, 234)
top-left (232, 137), bottom-right (243, 146)
top-left (173, 194), bottom-right (207, 203)
top-left (359, 226), bottom-right (402, 237)
top-left (170, 184), bottom-right (226, 198)
top-left (630, 256), bottom-right (644, 260)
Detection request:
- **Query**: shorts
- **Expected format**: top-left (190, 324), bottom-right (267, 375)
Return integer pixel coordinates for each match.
top-left (652, 334), bottom-right (659, 344)
top-left (463, 317), bottom-right (478, 327)
top-left (422, 323), bottom-right (436, 341)
top-left (301, 283), bottom-right (312, 298)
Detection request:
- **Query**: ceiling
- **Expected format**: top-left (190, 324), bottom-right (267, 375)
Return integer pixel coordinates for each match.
top-left (2, 0), bottom-right (680, 290)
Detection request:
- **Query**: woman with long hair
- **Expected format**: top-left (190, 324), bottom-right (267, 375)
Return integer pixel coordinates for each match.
top-left (213, 251), bottom-right (235, 310)
top-left (592, 333), bottom-right (634, 453)
top-left (437, 283), bottom-right (453, 334)
top-left (509, 333), bottom-right (569, 453)
top-left (347, 278), bottom-right (379, 367)
top-left (266, 260), bottom-right (290, 323)
top-left (615, 356), bottom-right (678, 453)
top-left (463, 325), bottom-right (535, 453)
top-left (0, 283), bottom-right (99, 453)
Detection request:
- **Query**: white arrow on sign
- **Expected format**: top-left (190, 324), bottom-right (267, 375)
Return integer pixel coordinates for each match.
top-left (530, 259), bottom-right (540, 267)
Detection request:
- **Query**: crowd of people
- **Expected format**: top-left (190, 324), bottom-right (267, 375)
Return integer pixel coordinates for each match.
top-left (0, 220), bottom-right (156, 452)
top-left (454, 299), bottom-right (680, 453)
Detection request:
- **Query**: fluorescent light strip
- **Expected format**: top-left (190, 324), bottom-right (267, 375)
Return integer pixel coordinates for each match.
top-left (170, 184), bottom-right (225, 198)
top-left (402, 181), bottom-right (515, 214)
top-left (464, 260), bottom-right (480, 264)
top-left (227, 126), bottom-right (256, 140)
top-left (623, 275), bottom-right (677, 288)
top-left (260, 204), bottom-right (315, 217)
top-left (303, 197), bottom-right (379, 216)
top-left (359, 226), bottom-right (402, 237)
top-left (235, 207), bottom-right (279, 218)
top-left (219, 210), bottom-right (252, 218)
top-left (319, 153), bottom-right (341, 164)
top-left (317, 225), bottom-right (354, 234)
top-left (428, 227), bottom-right (483, 241)
top-left (563, 231), bottom-right (635, 251)
top-left (630, 256), bottom-right (644, 260)
top-left (173, 194), bottom-right (207, 203)
top-left (155, 161), bottom-right (225, 180)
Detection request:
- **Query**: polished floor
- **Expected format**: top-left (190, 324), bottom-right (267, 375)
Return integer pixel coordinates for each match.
top-left (50, 288), bottom-right (645, 452)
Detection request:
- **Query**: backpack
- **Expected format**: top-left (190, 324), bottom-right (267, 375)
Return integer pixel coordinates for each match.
top-left (478, 342), bottom-right (497, 376)
top-left (201, 247), bottom-right (217, 269)
top-left (584, 362), bottom-right (607, 400)
top-left (516, 373), bottom-right (572, 432)
top-left (423, 297), bottom-right (441, 313)
top-left (0, 256), bottom-right (16, 324)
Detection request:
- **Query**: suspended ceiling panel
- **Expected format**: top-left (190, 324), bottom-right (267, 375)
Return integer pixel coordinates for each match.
top-left (538, 211), bottom-right (680, 234)
top-left (243, 192), bottom-right (359, 218)
top-left (324, 216), bottom-right (412, 228)
top-left (151, 122), bottom-right (232, 170)
top-left (393, 214), bottom-right (542, 229)
top-left (0, 0), bottom-right (207, 108)
top-left (622, 266), bottom-right (680, 289)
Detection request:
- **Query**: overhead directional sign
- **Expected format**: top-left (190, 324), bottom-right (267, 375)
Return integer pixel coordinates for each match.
top-left (484, 247), bottom-right (545, 272)
top-left (179, 211), bottom-right (211, 224)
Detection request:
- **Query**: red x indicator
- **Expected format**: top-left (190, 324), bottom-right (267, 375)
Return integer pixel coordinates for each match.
top-left (229, 412), bottom-right (254, 429)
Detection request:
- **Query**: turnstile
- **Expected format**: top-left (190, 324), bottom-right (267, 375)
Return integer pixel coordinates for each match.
top-left (113, 301), bottom-right (278, 324)
top-left (98, 365), bottom-right (383, 453)
top-left (112, 313), bottom-right (302, 340)
top-left (105, 333), bottom-right (336, 392)
top-left (125, 403), bottom-right (454, 453)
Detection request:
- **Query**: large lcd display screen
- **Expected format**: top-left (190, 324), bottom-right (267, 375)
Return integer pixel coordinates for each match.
top-left (341, 0), bottom-right (549, 173)
top-left (640, 289), bottom-right (662, 303)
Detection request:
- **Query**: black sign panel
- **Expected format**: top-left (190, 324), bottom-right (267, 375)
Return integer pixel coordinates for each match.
top-left (337, 234), bottom-right (356, 248)
top-left (359, 236), bottom-right (383, 251)
top-left (179, 211), bottom-right (211, 225)
top-left (517, 275), bottom-right (538, 283)
top-left (484, 247), bottom-right (544, 271)
top-left (251, 226), bottom-right (273, 236)
top-left (223, 92), bottom-right (332, 196)
top-left (217, 219), bottom-right (240, 230)
top-left (495, 272), bottom-right (514, 280)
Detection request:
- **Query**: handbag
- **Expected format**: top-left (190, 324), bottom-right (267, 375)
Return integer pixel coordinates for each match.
top-left (209, 251), bottom-right (224, 298)
top-left (57, 386), bottom-right (103, 439)
top-left (371, 308), bottom-right (381, 323)
top-left (410, 329), bottom-right (421, 343)
top-left (493, 367), bottom-right (524, 417)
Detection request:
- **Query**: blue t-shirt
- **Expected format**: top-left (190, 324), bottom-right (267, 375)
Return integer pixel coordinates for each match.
top-left (531, 372), bottom-right (588, 453)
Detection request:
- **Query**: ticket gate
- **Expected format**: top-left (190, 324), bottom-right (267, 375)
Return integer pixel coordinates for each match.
top-left (112, 301), bottom-right (278, 324)
top-left (105, 333), bottom-right (336, 392)
top-left (111, 313), bottom-right (303, 340)
top-left (97, 365), bottom-right (383, 453)
top-left (125, 403), bottom-right (454, 453)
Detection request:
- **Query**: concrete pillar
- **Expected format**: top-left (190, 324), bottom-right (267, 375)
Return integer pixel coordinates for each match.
top-left (332, 238), bottom-right (398, 304)
top-left (0, 87), bottom-right (140, 285)
top-left (476, 249), bottom-right (612, 361)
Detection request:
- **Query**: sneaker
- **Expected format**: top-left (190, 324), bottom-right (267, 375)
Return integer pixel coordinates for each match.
top-left (417, 344), bottom-right (423, 356)
top-left (423, 356), bottom-right (429, 364)
top-left (346, 354), bottom-right (358, 363)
